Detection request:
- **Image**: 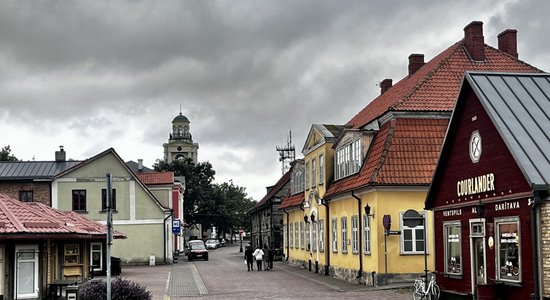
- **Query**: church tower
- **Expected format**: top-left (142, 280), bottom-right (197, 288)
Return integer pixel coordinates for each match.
top-left (163, 112), bottom-right (199, 164)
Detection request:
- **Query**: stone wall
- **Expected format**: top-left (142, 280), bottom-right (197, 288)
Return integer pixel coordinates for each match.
top-left (0, 182), bottom-right (51, 205)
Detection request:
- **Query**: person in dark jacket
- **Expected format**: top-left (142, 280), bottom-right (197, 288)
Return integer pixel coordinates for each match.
top-left (244, 243), bottom-right (254, 271)
top-left (268, 245), bottom-right (275, 270)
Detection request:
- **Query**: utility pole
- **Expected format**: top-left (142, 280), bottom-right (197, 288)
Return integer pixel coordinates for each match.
top-left (106, 173), bottom-right (113, 300)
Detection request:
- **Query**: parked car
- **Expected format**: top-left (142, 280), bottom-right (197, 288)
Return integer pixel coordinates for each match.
top-left (185, 240), bottom-right (205, 256)
top-left (205, 239), bottom-right (219, 249)
top-left (187, 243), bottom-right (208, 261)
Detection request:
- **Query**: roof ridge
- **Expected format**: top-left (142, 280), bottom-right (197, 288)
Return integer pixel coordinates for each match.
top-left (393, 41), bottom-right (463, 110)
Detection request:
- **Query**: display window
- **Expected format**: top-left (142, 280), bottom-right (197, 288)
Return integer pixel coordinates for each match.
top-left (444, 221), bottom-right (462, 275)
top-left (495, 217), bottom-right (521, 282)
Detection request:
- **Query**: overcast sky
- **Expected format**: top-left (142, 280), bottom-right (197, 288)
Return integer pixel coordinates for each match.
top-left (1, 1), bottom-right (549, 201)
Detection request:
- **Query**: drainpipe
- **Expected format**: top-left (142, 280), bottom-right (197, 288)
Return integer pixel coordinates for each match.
top-left (284, 209), bottom-right (290, 261)
top-left (321, 199), bottom-right (330, 276)
top-left (531, 186), bottom-right (546, 300)
top-left (352, 191), bottom-right (363, 281)
top-left (163, 209), bottom-right (173, 264)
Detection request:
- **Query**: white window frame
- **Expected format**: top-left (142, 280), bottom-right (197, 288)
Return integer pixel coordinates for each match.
top-left (311, 158), bottom-right (316, 187)
top-left (495, 217), bottom-right (521, 283)
top-left (312, 222), bottom-right (317, 251)
top-left (319, 154), bottom-right (324, 184)
top-left (351, 215), bottom-right (359, 254)
top-left (332, 218), bottom-right (338, 252)
top-left (294, 222), bottom-right (299, 249)
top-left (288, 223), bottom-right (294, 248)
top-left (15, 244), bottom-right (39, 299)
top-left (335, 139), bottom-right (362, 180)
top-left (90, 242), bottom-right (103, 272)
top-left (306, 222), bottom-right (310, 250)
top-left (363, 214), bottom-right (371, 254)
top-left (444, 221), bottom-right (462, 275)
top-left (318, 220), bottom-right (324, 252)
top-left (300, 222), bottom-right (305, 249)
top-left (341, 217), bottom-right (348, 254)
top-left (305, 162), bottom-right (309, 190)
top-left (400, 211), bottom-right (428, 254)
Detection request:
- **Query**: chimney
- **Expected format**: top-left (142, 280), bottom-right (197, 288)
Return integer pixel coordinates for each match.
top-left (138, 159), bottom-right (143, 172)
top-left (408, 54), bottom-right (425, 76)
top-left (380, 79), bottom-right (393, 95)
top-left (498, 29), bottom-right (518, 58)
top-left (55, 146), bottom-right (66, 162)
top-left (463, 21), bottom-right (485, 61)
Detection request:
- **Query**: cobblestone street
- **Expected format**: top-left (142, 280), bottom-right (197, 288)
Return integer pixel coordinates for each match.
top-left (119, 243), bottom-right (412, 300)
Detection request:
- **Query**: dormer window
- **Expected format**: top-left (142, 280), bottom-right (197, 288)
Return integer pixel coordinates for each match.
top-left (335, 139), bottom-right (362, 180)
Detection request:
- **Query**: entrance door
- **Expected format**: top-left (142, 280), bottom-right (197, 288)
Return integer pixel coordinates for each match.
top-left (473, 238), bottom-right (486, 285)
top-left (470, 219), bottom-right (486, 297)
top-left (15, 245), bottom-right (39, 299)
top-left (90, 243), bottom-right (103, 272)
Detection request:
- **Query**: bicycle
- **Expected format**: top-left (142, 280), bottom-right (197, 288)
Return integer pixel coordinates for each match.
top-left (413, 272), bottom-right (440, 300)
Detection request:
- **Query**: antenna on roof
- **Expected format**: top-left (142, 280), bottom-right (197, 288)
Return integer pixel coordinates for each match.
top-left (276, 129), bottom-right (295, 175)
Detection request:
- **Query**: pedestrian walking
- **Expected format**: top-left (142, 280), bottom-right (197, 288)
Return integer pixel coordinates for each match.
top-left (252, 246), bottom-right (264, 271)
top-left (268, 244), bottom-right (275, 270)
top-left (244, 243), bottom-right (254, 271)
top-left (263, 245), bottom-right (269, 270)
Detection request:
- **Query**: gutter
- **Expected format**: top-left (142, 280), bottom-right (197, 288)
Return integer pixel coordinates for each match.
top-left (351, 191), bottom-right (363, 281)
top-left (321, 198), bottom-right (330, 276)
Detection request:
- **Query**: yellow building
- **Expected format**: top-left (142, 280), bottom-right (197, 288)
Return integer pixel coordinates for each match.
top-left (281, 124), bottom-right (345, 274)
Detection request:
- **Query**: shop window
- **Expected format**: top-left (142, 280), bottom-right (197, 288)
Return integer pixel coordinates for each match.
top-left (64, 244), bottom-right (80, 265)
top-left (444, 221), bottom-right (462, 275)
top-left (400, 211), bottom-right (426, 254)
top-left (496, 217), bottom-right (521, 282)
top-left (332, 218), bottom-right (338, 252)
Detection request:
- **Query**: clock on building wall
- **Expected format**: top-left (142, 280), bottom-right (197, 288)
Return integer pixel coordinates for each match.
top-left (469, 130), bottom-right (482, 163)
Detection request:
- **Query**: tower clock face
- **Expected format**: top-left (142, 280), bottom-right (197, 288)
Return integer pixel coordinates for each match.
top-left (469, 130), bottom-right (482, 163)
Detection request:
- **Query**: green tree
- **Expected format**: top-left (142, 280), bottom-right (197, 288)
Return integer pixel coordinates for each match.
top-left (211, 181), bottom-right (255, 239)
top-left (153, 158), bottom-right (216, 229)
top-left (0, 145), bottom-right (18, 161)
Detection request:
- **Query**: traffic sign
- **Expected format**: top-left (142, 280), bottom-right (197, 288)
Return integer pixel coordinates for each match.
top-left (382, 215), bottom-right (391, 231)
top-left (172, 220), bottom-right (181, 234)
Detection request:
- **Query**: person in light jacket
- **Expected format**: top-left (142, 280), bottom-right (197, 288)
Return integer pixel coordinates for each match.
top-left (252, 246), bottom-right (264, 271)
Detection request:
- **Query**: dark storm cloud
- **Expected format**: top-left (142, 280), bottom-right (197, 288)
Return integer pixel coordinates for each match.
top-left (1, 0), bottom-right (547, 199)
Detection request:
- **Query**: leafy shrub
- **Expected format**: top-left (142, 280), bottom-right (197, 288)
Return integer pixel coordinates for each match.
top-left (78, 277), bottom-right (152, 300)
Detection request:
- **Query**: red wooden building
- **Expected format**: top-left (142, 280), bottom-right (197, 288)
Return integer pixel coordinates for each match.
top-left (426, 72), bottom-right (550, 299)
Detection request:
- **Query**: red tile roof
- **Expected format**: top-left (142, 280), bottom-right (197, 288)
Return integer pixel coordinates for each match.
top-left (137, 171), bottom-right (175, 185)
top-left (346, 43), bottom-right (541, 129)
top-left (0, 193), bottom-right (126, 239)
top-left (250, 170), bottom-right (291, 211)
top-left (280, 192), bottom-right (304, 210)
top-left (325, 118), bottom-right (448, 198)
